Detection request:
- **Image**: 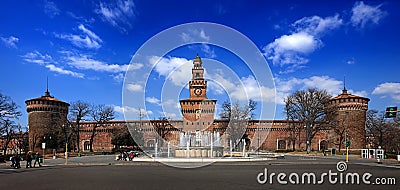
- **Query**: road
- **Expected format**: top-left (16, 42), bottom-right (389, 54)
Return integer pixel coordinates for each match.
top-left (0, 155), bottom-right (398, 190)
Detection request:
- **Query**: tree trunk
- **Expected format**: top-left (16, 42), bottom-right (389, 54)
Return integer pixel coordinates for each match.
top-left (76, 121), bottom-right (80, 152)
top-left (3, 136), bottom-right (9, 155)
top-left (379, 131), bottom-right (383, 148)
top-left (89, 126), bottom-right (97, 152)
top-left (292, 139), bottom-right (296, 151)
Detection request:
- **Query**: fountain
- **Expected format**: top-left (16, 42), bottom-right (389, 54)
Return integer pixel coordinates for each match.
top-left (175, 130), bottom-right (224, 158)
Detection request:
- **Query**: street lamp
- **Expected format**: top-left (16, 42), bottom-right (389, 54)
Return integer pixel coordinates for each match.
top-left (43, 135), bottom-right (51, 164)
top-left (303, 125), bottom-right (307, 152)
top-left (63, 124), bottom-right (69, 166)
top-left (257, 127), bottom-right (260, 155)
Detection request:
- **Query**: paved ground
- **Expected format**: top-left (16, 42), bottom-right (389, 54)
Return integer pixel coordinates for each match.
top-left (0, 154), bottom-right (398, 190)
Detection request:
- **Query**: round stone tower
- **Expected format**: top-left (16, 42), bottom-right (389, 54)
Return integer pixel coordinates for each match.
top-left (329, 87), bottom-right (370, 150)
top-left (25, 89), bottom-right (69, 151)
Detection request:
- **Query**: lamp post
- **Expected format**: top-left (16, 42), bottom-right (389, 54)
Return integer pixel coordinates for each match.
top-left (303, 125), bottom-right (307, 153)
top-left (257, 127), bottom-right (260, 155)
top-left (64, 124), bottom-right (69, 166)
top-left (42, 136), bottom-right (51, 164)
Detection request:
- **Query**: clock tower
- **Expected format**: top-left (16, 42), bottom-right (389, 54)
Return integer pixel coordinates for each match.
top-left (180, 55), bottom-right (216, 131)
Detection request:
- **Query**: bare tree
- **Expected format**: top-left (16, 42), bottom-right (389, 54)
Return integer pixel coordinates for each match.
top-left (285, 88), bottom-right (335, 153)
top-left (112, 124), bottom-right (143, 151)
top-left (220, 100), bottom-right (257, 149)
top-left (1, 119), bottom-right (20, 155)
top-left (89, 105), bottom-right (115, 152)
top-left (366, 110), bottom-right (390, 148)
top-left (366, 110), bottom-right (400, 153)
top-left (284, 103), bottom-right (302, 151)
top-left (69, 101), bottom-right (91, 152)
top-left (127, 124), bottom-right (144, 150)
top-left (384, 123), bottom-right (400, 153)
top-left (151, 117), bottom-right (173, 147)
top-left (0, 93), bottom-right (21, 155)
top-left (0, 93), bottom-right (21, 123)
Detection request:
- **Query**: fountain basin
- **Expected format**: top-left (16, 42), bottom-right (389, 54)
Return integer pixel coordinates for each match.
top-left (175, 146), bottom-right (224, 158)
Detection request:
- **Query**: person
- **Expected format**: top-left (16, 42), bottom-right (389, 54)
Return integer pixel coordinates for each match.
top-left (14, 154), bottom-right (21, 169)
top-left (123, 152), bottom-right (128, 161)
top-left (10, 155), bottom-right (16, 168)
top-left (34, 152), bottom-right (41, 167)
top-left (26, 152), bottom-right (32, 168)
top-left (129, 152), bottom-right (134, 161)
top-left (118, 152), bottom-right (123, 161)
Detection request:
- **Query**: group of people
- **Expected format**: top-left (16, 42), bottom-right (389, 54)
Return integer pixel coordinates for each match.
top-left (25, 152), bottom-right (41, 168)
top-left (116, 151), bottom-right (138, 161)
top-left (10, 152), bottom-right (41, 169)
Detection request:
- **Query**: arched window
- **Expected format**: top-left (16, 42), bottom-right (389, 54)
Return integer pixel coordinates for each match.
top-left (84, 141), bottom-right (91, 151)
top-left (277, 140), bottom-right (286, 150)
top-left (320, 140), bottom-right (328, 151)
top-left (147, 139), bottom-right (155, 147)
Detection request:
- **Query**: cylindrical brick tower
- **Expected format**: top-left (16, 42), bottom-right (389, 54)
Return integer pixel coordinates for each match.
top-left (329, 87), bottom-right (370, 150)
top-left (25, 89), bottom-right (69, 151)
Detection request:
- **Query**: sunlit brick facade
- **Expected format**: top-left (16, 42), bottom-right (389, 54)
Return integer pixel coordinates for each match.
top-left (26, 56), bottom-right (369, 153)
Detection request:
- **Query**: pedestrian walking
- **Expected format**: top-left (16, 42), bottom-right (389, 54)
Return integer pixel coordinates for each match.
top-left (15, 154), bottom-right (21, 168)
top-left (10, 155), bottom-right (16, 168)
top-left (34, 152), bottom-right (41, 167)
top-left (26, 152), bottom-right (32, 168)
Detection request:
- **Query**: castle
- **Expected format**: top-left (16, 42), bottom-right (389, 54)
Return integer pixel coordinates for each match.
top-left (26, 55), bottom-right (370, 153)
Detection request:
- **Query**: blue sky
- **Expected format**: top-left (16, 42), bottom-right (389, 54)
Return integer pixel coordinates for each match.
top-left (1, 0), bottom-right (399, 127)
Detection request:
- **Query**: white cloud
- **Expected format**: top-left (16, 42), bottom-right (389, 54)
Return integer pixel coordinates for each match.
top-left (349, 90), bottom-right (368, 98)
top-left (180, 29), bottom-right (216, 58)
top-left (159, 111), bottom-right (177, 119)
top-left (293, 14), bottom-right (343, 36)
top-left (44, 0), bottom-right (60, 18)
top-left (180, 29), bottom-right (210, 42)
top-left (201, 44), bottom-right (216, 58)
top-left (22, 51), bottom-right (52, 65)
top-left (274, 76), bottom-right (367, 104)
top-left (372, 82), bottom-right (400, 102)
top-left (207, 70), bottom-right (236, 95)
top-left (114, 105), bottom-right (153, 116)
top-left (351, 1), bottom-right (386, 28)
top-left (45, 64), bottom-right (84, 78)
top-left (264, 32), bottom-right (321, 67)
top-left (145, 97), bottom-right (161, 105)
top-left (264, 14), bottom-right (342, 72)
top-left (346, 59), bottom-right (355, 65)
top-left (149, 56), bottom-right (192, 87)
top-left (112, 73), bottom-right (125, 82)
top-left (55, 24), bottom-right (102, 49)
top-left (230, 76), bottom-right (276, 102)
top-left (1, 36), bottom-right (19, 48)
top-left (78, 24), bottom-right (102, 43)
top-left (301, 76), bottom-right (342, 95)
top-left (67, 12), bottom-right (95, 24)
top-left (207, 71), bottom-right (275, 102)
top-left (126, 83), bottom-right (143, 92)
top-left (65, 54), bottom-right (129, 73)
top-left (128, 62), bottom-right (144, 70)
top-left (161, 98), bottom-right (180, 109)
top-left (95, 0), bottom-right (136, 33)
top-left (23, 50), bottom-right (136, 80)
top-left (22, 51), bottom-right (84, 78)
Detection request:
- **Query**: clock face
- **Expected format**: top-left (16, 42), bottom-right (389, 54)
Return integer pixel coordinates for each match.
top-left (194, 88), bottom-right (202, 96)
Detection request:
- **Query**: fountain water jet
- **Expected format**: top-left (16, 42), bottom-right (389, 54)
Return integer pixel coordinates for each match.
top-left (175, 130), bottom-right (223, 158)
